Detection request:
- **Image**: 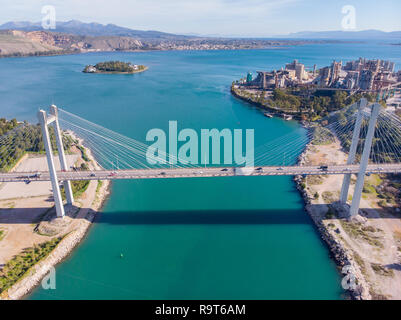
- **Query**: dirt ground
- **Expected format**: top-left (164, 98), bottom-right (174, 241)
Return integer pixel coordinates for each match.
top-left (0, 153), bottom-right (82, 268)
top-left (303, 139), bottom-right (401, 299)
top-left (0, 155), bottom-right (79, 200)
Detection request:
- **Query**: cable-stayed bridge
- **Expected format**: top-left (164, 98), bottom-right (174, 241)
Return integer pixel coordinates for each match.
top-left (1, 99), bottom-right (401, 218)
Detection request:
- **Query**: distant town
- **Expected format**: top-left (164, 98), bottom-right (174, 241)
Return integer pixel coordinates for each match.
top-left (244, 58), bottom-right (400, 93)
top-left (232, 58), bottom-right (401, 121)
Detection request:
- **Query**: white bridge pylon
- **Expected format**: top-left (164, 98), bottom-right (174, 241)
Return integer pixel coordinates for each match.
top-left (340, 100), bottom-right (382, 216)
top-left (34, 100), bottom-right (398, 219)
top-left (38, 105), bottom-right (74, 218)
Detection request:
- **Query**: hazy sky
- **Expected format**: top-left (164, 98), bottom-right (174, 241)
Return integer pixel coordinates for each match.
top-left (1, 0), bottom-right (400, 36)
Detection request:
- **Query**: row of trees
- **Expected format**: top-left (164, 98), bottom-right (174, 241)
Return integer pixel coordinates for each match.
top-left (327, 103), bottom-right (401, 164)
top-left (0, 122), bottom-right (74, 172)
top-left (0, 118), bottom-right (18, 136)
top-left (269, 89), bottom-right (376, 121)
top-left (90, 61), bottom-right (145, 73)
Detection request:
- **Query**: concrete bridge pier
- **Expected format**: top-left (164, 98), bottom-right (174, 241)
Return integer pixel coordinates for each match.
top-left (38, 109), bottom-right (65, 218)
top-left (349, 103), bottom-right (381, 217)
top-left (340, 99), bottom-right (366, 204)
top-left (50, 105), bottom-right (74, 205)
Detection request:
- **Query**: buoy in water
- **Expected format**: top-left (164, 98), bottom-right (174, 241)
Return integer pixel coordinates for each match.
top-left (120, 253), bottom-right (124, 258)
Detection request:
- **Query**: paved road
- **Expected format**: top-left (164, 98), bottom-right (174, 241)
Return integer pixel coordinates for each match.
top-left (1, 164), bottom-right (401, 182)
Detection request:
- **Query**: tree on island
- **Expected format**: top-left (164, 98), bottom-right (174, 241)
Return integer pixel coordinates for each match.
top-left (83, 61), bottom-right (145, 73)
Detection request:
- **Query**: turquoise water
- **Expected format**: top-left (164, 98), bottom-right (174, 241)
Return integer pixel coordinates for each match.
top-left (1, 41), bottom-right (399, 299)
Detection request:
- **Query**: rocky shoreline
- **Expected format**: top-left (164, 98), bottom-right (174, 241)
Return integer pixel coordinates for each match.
top-left (2, 178), bottom-right (110, 300)
top-left (293, 141), bottom-right (370, 300)
top-left (230, 85), bottom-right (303, 119)
top-left (0, 134), bottom-right (112, 300)
top-left (2, 179), bottom-right (110, 300)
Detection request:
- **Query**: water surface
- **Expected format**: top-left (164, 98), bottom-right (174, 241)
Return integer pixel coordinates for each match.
top-left (2, 42), bottom-right (399, 299)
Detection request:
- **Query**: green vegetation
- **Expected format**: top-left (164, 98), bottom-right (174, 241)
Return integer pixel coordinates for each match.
top-left (0, 118), bottom-right (18, 135)
top-left (329, 103), bottom-right (401, 164)
top-left (96, 180), bottom-right (103, 194)
top-left (0, 229), bottom-right (5, 241)
top-left (83, 61), bottom-right (146, 73)
top-left (307, 175), bottom-right (325, 185)
top-left (375, 174), bottom-right (401, 206)
top-left (352, 250), bottom-right (366, 276)
top-left (0, 121), bottom-right (74, 172)
top-left (311, 126), bottom-right (335, 145)
top-left (0, 49), bottom-right (79, 59)
top-left (340, 220), bottom-right (383, 248)
top-left (0, 237), bottom-right (62, 294)
top-left (322, 191), bottom-right (338, 204)
top-left (61, 180), bottom-right (90, 200)
top-left (233, 83), bottom-right (377, 122)
top-left (325, 208), bottom-right (336, 219)
top-left (78, 145), bottom-right (90, 162)
top-left (270, 89), bottom-right (301, 112)
top-left (371, 263), bottom-right (394, 277)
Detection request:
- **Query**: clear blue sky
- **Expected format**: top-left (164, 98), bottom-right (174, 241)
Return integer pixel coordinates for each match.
top-left (1, 0), bottom-right (400, 36)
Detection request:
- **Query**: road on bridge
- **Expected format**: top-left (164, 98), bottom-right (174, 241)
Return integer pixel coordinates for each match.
top-left (1, 164), bottom-right (401, 183)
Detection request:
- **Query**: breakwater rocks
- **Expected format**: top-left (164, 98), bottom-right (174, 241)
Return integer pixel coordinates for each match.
top-left (293, 146), bottom-right (370, 299)
top-left (294, 174), bottom-right (367, 299)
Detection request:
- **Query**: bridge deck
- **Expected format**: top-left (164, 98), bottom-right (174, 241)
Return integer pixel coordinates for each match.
top-left (1, 164), bottom-right (401, 182)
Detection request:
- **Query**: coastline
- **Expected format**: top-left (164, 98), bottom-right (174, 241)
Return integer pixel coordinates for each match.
top-left (231, 86), bottom-right (369, 299)
top-left (293, 142), bottom-right (369, 300)
top-left (4, 179), bottom-right (111, 300)
top-left (230, 85), bottom-right (303, 119)
top-left (231, 84), bottom-right (364, 298)
top-left (293, 132), bottom-right (401, 299)
top-left (1, 136), bottom-right (112, 300)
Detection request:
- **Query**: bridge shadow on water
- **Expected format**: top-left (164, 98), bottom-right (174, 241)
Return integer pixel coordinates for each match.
top-left (0, 205), bottom-right (399, 225)
top-left (0, 207), bottom-right (312, 225)
top-left (95, 209), bottom-right (312, 225)
top-left (91, 204), bottom-right (401, 225)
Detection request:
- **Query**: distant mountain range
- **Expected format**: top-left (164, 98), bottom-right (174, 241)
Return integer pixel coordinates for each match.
top-left (0, 20), bottom-right (190, 40)
top-left (2, 20), bottom-right (399, 58)
top-left (286, 30), bottom-right (401, 40)
top-left (2, 20), bottom-right (401, 41)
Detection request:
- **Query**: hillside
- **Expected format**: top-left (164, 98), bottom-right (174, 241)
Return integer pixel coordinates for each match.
top-left (0, 20), bottom-right (190, 41)
top-left (0, 30), bottom-right (63, 56)
top-left (0, 30), bottom-right (143, 57)
top-left (0, 20), bottom-right (352, 57)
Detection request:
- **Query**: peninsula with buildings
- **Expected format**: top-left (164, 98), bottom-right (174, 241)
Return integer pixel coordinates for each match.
top-left (83, 61), bottom-right (147, 74)
top-left (232, 58), bottom-right (401, 299)
top-left (232, 58), bottom-right (401, 121)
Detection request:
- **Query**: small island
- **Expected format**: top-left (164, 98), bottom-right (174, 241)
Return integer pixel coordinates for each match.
top-left (83, 61), bottom-right (147, 74)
